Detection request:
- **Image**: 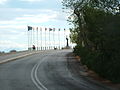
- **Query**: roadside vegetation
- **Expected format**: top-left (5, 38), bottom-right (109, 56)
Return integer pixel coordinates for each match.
top-left (62, 0), bottom-right (120, 83)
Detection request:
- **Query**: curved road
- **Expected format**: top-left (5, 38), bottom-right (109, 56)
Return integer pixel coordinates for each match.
top-left (0, 50), bottom-right (116, 90)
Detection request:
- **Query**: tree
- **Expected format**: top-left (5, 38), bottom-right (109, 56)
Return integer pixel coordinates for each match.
top-left (69, 28), bottom-right (78, 44)
top-left (62, 0), bottom-right (120, 83)
top-left (62, 0), bottom-right (119, 49)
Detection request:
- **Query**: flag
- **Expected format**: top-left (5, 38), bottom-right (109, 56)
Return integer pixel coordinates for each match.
top-left (36, 27), bottom-right (38, 30)
top-left (59, 28), bottom-right (60, 31)
top-left (45, 28), bottom-right (47, 31)
top-left (28, 26), bottom-right (32, 31)
top-left (49, 28), bottom-right (52, 31)
top-left (33, 27), bottom-right (35, 30)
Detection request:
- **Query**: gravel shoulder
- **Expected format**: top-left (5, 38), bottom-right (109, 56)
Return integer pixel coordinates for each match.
top-left (66, 52), bottom-right (120, 90)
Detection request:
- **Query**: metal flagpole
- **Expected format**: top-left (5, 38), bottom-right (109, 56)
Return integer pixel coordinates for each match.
top-left (36, 27), bottom-right (38, 51)
top-left (49, 29), bottom-right (50, 50)
top-left (27, 29), bottom-right (29, 50)
top-left (38, 28), bottom-right (40, 50)
top-left (33, 28), bottom-right (35, 50)
top-left (45, 28), bottom-right (47, 50)
top-left (32, 28), bottom-right (33, 50)
top-left (39, 28), bottom-right (40, 50)
top-left (33, 28), bottom-right (35, 49)
top-left (38, 29), bottom-right (41, 50)
top-left (58, 29), bottom-right (59, 49)
top-left (30, 28), bottom-right (32, 51)
top-left (64, 28), bottom-right (66, 47)
top-left (53, 28), bottom-right (55, 49)
top-left (40, 27), bottom-right (42, 50)
top-left (49, 28), bottom-right (52, 49)
top-left (58, 28), bottom-right (60, 49)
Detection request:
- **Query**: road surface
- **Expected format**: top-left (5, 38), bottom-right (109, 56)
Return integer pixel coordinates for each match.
top-left (0, 50), bottom-right (117, 90)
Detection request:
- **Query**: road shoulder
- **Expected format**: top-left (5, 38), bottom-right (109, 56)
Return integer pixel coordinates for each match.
top-left (66, 52), bottom-right (120, 90)
top-left (0, 51), bottom-right (42, 64)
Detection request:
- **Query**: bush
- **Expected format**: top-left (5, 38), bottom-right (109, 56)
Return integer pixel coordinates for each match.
top-left (74, 44), bottom-right (120, 83)
top-left (10, 50), bottom-right (17, 53)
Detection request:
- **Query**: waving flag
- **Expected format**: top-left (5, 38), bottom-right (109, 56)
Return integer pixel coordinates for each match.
top-left (33, 27), bottom-right (35, 30)
top-left (36, 27), bottom-right (38, 30)
top-left (45, 28), bottom-right (47, 31)
top-left (28, 26), bottom-right (32, 31)
top-left (59, 28), bottom-right (60, 31)
top-left (49, 28), bottom-right (52, 31)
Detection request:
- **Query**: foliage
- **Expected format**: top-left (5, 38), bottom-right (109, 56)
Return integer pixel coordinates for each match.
top-left (69, 28), bottom-right (78, 43)
top-left (63, 0), bottom-right (120, 83)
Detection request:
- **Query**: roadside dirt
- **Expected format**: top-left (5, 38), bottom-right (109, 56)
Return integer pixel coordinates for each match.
top-left (66, 53), bottom-right (120, 90)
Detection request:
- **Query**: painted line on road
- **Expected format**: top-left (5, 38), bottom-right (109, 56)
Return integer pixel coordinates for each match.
top-left (0, 51), bottom-right (42, 64)
top-left (31, 57), bottom-right (48, 90)
top-left (31, 63), bottom-right (43, 90)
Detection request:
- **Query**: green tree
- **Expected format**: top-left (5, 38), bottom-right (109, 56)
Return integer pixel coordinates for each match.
top-left (63, 0), bottom-right (120, 83)
top-left (62, 0), bottom-right (119, 48)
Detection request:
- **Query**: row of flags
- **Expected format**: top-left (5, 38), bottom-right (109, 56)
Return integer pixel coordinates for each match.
top-left (28, 26), bottom-right (66, 31)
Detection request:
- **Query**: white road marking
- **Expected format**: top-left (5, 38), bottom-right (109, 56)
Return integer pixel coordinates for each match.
top-left (31, 63), bottom-right (43, 90)
top-left (31, 57), bottom-right (48, 90)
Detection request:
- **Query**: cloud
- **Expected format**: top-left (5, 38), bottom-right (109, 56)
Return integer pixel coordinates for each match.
top-left (21, 0), bottom-right (43, 3)
top-left (0, 8), bottom-right (60, 22)
top-left (0, 13), bottom-right (57, 25)
top-left (0, 8), bottom-right (69, 52)
top-left (0, 40), bottom-right (27, 52)
top-left (0, 0), bottom-right (8, 4)
top-left (15, 13), bottom-right (57, 24)
top-left (0, 8), bottom-right (68, 27)
top-left (0, 8), bottom-right (68, 33)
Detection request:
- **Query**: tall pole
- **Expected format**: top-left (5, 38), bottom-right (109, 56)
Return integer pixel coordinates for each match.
top-left (49, 29), bottom-right (50, 50)
top-left (36, 27), bottom-right (38, 51)
top-left (38, 29), bottom-right (41, 50)
top-left (33, 28), bottom-right (35, 48)
top-left (53, 28), bottom-right (55, 49)
top-left (32, 28), bottom-right (34, 50)
top-left (30, 29), bottom-right (32, 50)
top-left (64, 28), bottom-right (66, 47)
top-left (45, 28), bottom-right (47, 50)
top-left (58, 28), bottom-right (60, 49)
top-left (40, 27), bottom-right (42, 50)
top-left (27, 30), bottom-right (29, 50)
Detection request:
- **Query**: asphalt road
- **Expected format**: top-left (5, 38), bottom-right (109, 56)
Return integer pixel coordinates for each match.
top-left (0, 50), bottom-right (117, 90)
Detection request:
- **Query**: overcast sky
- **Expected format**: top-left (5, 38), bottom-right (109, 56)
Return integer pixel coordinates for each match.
top-left (0, 0), bottom-right (71, 52)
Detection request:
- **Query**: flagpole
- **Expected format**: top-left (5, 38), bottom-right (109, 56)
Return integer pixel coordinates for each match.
top-left (58, 28), bottom-right (60, 49)
top-left (30, 29), bottom-right (32, 51)
top-left (33, 28), bottom-right (35, 50)
top-left (32, 29), bottom-right (33, 50)
top-left (64, 29), bottom-right (66, 47)
top-left (58, 29), bottom-right (59, 49)
top-left (45, 28), bottom-right (47, 50)
top-left (52, 28), bottom-right (53, 49)
top-left (28, 26), bottom-right (32, 51)
top-left (37, 28), bottom-right (38, 51)
top-left (38, 28), bottom-right (40, 50)
top-left (49, 29), bottom-right (50, 50)
top-left (27, 29), bottom-right (29, 51)
top-left (53, 28), bottom-right (55, 49)
top-left (40, 27), bottom-right (42, 50)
